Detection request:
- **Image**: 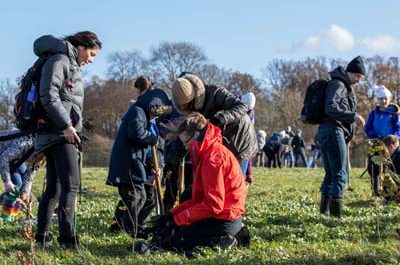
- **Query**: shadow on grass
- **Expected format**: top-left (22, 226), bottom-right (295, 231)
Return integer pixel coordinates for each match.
top-left (347, 200), bottom-right (371, 208)
top-left (84, 242), bottom-right (133, 258)
top-left (180, 252), bottom-right (396, 265)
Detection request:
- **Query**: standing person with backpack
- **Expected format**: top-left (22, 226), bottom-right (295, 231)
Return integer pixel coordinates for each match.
top-left (365, 85), bottom-right (400, 196)
top-left (34, 32), bottom-right (102, 250)
top-left (318, 56), bottom-right (366, 218)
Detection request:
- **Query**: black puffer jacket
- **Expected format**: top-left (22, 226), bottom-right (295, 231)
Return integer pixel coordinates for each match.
top-left (199, 85), bottom-right (257, 161)
top-left (33, 35), bottom-right (82, 153)
top-left (106, 89), bottom-right (171, 186)
top-left (320, 66), bottom-right (357, 142)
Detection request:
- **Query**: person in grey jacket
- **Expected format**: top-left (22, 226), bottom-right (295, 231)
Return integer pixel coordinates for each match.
top-left (318, 56), bottom-right (366, 218)
top-left (171, 73), bottom-right (257, 175)
top-left (34, 31), bottom-right (102, 250)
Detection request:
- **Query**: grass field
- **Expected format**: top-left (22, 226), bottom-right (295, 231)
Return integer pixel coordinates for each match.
top-left (0, 167), bottom-right (399, 265)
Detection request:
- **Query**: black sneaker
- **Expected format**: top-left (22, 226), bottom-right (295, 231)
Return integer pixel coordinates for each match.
top-left (35, 233), bottom-right (53, 248)
top-left (133, 240), bottom-right (150, 255)
top-left (217, 235), bottom-right (237, 249)
top-left (235, 226), bottom-right (251, 247)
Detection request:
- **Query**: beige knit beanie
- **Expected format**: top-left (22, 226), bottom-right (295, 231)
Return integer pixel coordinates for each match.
top-left (172, 78), bottom-right (196, 106)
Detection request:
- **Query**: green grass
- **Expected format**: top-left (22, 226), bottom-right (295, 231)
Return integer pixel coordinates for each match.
top-left (1, 167), bottom-right (399, 264)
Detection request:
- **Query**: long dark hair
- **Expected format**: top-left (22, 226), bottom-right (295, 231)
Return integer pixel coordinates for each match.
top-left (65, 31), bottom-right (102, 49)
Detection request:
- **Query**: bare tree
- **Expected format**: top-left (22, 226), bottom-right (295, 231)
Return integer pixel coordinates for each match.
top-left (149, 41), bottom-right (208, 91)
top-left (107, 50), bottom-right (147, 84)
top-left (197, 64), bottom-right (231, 87)
top-left (83, 79), bottom-right (136, 138)
top-left (0, 79), bottom-right (17, 129)
top-left (226, 71), bottom-right (264, 96)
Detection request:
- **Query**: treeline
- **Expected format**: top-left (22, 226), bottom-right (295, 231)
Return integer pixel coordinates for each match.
top-left (1, 41), bottom-right (400, 167)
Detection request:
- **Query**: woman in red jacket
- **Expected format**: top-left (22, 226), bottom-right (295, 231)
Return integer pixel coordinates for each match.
top-left (156, 112), bottom-right (247, 251)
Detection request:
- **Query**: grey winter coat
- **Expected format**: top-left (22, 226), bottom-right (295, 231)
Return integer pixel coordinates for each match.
top-left (106, 89), bottom-right (171, 186)
top-left (199, 85), bottom-right (258, 161)
top-left (320, 66), bottom-right (357, 142)
top-left (33, 35), bottom-right (83, 153)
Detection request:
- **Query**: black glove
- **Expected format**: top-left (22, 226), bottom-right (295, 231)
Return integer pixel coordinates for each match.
top-left (209, 116), bottom-right (223, 128)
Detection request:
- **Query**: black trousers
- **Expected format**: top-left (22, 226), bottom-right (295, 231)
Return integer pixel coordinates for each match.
top-left (169, 218), bottom-right (242, 251)
top-left (113, 184), bottom-right (146, 237)
top-left (137, 184), bottom-right (156, 229)
top-left (36, 143), bottom-right (80, 240)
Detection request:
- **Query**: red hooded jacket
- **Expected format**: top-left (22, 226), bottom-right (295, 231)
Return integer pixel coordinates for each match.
top-left (171, 123), bottom-right (247, 226)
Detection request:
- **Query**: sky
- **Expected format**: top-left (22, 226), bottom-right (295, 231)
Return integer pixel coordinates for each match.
top-left (1, 0), bottom-right (400, 81)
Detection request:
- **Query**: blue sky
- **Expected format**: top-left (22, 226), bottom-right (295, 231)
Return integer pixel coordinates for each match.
top-left (1, 0), bottom-right (399, 81)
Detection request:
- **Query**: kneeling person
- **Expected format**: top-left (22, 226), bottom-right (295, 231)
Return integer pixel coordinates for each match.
top-left (153, 112), bottom-right (248, 252)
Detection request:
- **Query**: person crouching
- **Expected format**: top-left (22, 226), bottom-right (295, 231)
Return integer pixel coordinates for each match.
top-left (150, 112), bottom-right (248, 254)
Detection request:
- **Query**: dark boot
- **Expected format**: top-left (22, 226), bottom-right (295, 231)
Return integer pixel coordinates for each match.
top-left (319, 194), bottom-right (330, 215)
top-left (35, 233), bottom-right (53, 248)
top-left (328, 197), bottom-right (343, 218)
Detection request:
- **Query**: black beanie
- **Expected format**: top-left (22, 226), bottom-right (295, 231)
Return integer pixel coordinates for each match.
top-left (346, 56), bottom-right (366, 75)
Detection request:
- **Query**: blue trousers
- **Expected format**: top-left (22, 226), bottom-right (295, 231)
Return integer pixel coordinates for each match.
top-left (318, 126), bottom-right (348, 198)
top-left (10, 162), bottom-right (27, 190)
top-left (240, 160), bottom-right (249, 178)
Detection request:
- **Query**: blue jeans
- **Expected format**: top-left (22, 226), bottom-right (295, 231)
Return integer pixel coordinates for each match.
top-left (294, 149), bottom-right (308, 168)
top-left (240, 160), bottom-right (249, 178)
top-left (310, 149), bottom-right (321, 168)
top-left (318, 126), bottom-right (348, 198)
top-left (10, 162), bottom-right (27, 190)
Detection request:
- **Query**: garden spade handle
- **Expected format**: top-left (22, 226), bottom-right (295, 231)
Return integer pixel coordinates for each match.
top-left (152, 145), bottom-right (165, 215)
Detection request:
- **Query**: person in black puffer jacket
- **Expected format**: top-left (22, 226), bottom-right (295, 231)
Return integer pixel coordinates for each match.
top-left (171, 73), bottom-right (257, 177)
top-left (34, 32), bottom-right (102, 250)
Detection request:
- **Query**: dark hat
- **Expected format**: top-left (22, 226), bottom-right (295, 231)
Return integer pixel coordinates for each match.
top-left (346, 56), bottom-right (366, 75)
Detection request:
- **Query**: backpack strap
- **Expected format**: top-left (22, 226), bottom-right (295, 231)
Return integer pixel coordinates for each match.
top-left (0, 128), bottom-right (41, 142)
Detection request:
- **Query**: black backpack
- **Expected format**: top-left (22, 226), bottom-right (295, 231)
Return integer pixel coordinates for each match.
top-left (13, 56), bottom-right (50, 131)
top-left (300, 79), bottom-right (329, 125)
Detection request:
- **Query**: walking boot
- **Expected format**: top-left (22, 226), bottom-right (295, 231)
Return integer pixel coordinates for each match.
top-left (328, 197), bottom-right (343, 218)
top-left (319, 194), bottom-right (330, 215)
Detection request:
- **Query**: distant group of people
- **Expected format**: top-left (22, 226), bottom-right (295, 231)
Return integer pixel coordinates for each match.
top-left (254, 126), bottom-right (321, 169)
top-left (1, 30), bottom-right (399, 257)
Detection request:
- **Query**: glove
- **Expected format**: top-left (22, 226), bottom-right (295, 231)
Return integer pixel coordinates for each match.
top-left (209, 116), bottom-right (222, 128)
top-left (4, 180), bottom-right (15, 193)
top-left (150, 120), bottom-right (159, 137)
